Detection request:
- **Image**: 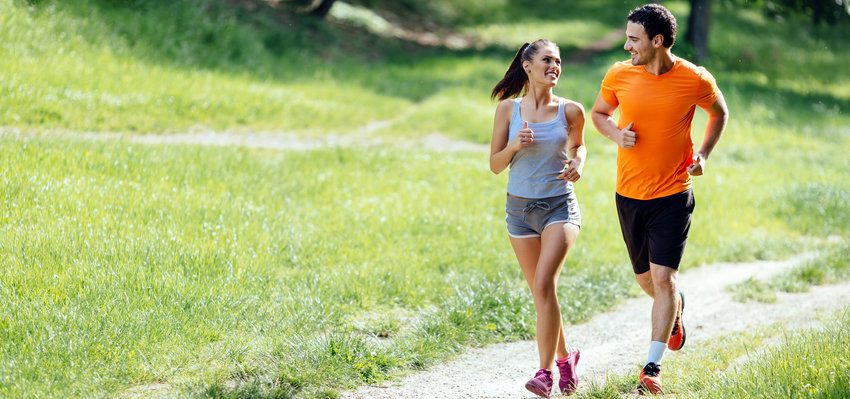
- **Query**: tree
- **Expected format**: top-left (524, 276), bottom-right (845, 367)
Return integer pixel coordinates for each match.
top-left (308, 0), bottom-right (336, 18)
top-left (686, 0), bottom-right (711, 63)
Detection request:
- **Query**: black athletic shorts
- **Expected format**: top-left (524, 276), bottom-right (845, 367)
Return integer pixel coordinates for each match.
top-left (615, 189), bottom-right (695, 274)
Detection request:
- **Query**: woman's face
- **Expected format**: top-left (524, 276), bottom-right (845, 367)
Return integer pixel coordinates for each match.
top-left (524, 45), bottom-right (561, 87)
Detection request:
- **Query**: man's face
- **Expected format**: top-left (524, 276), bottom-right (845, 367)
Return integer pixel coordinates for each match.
top-left (624, 21), bottom-right (655, 65)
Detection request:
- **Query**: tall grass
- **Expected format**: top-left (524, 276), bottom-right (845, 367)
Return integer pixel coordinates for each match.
top-left (576, 311), bottom-right (850, 399)
top-left (691, 312), bottom-right (850, 399)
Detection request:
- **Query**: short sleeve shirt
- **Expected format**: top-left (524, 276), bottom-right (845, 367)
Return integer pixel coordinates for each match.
top-left (600, 58), bottom-right (719, 200)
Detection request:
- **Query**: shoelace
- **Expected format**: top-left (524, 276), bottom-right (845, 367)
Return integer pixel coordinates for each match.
top-left (534, 369), bottom-right (552, 381)
top-left (522, 200), bottom-right (551, 223)
top-left (557, 361), bottom-right (573, 372)
top-left (642, 363), bottom-right (661, 377)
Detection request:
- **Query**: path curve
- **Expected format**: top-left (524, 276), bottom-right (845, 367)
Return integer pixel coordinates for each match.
top-left (342, 254), bottom-right (850, 399)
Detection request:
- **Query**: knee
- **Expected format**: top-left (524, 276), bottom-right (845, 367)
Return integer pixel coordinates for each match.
top-left (652, 274), bottom-right (676, 293)
top-left (635, 272), bottom-right (652, 287)
top-left (533, 279), bottom-right (557, 299)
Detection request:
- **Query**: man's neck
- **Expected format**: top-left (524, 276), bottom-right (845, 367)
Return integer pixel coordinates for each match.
top-left (643, 50), bottom-right (676, 76)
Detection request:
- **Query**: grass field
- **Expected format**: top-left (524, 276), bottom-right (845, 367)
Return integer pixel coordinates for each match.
top-left (1, 0), bottom-right (849, 398)
top-left (0, 137), bottom-right (634, 397)
top-left (576, 309), bottom-right (850, 399)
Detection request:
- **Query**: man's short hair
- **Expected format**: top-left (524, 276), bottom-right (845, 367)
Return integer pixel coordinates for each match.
top-left (628, 3), bottom-right (677, 48)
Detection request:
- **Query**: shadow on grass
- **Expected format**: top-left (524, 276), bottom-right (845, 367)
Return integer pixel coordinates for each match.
top-left (23, 1), bottom-right (850, 123)
top-left (726, 79), bottom-right (850, 128)
top-left (40, 0), bottom-right (639, 103)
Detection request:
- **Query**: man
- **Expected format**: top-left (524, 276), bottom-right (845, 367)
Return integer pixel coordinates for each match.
top-left (591, 3), bottom-right (729, 395)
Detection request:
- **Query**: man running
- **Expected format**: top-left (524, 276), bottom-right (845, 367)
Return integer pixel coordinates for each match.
top-left (591, 3), bottom-right (729, 395)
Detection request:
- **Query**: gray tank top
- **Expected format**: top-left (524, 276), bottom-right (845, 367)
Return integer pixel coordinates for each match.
top-left (507, 97), bottom-right (574, 198)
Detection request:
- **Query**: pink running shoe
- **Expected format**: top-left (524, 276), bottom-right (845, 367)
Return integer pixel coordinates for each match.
top-left (525, 368), bottom-right (553, 398)
top-left (556, 348), bottom-right (581, 395)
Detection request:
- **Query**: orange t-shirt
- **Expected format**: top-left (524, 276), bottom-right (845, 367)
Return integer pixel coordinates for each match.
top-left (600, 58), bottom-right (719, 200)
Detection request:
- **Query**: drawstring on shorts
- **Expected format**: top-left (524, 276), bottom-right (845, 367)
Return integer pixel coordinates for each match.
top-left (522, 200), bottom-right (551, 223)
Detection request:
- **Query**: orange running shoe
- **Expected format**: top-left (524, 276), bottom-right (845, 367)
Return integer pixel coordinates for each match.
top-left (638, 362), bottom-right (663, 395)
top-left (667, 290), bottom-right (686, 351)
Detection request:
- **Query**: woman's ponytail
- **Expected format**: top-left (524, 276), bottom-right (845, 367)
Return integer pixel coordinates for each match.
top-left (491, 43), bottom-right (530, 101)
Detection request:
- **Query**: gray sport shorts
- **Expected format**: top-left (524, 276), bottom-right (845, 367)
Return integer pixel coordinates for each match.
top-left (505, 192), bottom-right (581, 238)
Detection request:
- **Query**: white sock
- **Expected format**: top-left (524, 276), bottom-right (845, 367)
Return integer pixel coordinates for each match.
top-left (647, 341), bottom-right (666, 364)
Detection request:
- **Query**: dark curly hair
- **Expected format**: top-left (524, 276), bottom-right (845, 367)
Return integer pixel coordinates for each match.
top-left (627, 3), bottom-right (677, 48)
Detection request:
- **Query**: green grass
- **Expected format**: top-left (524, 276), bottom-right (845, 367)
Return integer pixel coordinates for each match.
top-left (691, 314), bottom-right (850, 398)
top-left (1, 0), bottom-right (849, 398)
top-left (671, 310), bottom-right (850, 398)
top-left (0, 0), bottom-right (405, 134)
top-left (0, 0), bottom-right (653, 139)
top-left (729, 242), bottom-right (850, 303)
top-left (575, 322), bottom-right (786, 399)
top-left (0, 137), bottom-right (635, 398)
top-left (577, 310), bottom-right (850, 399)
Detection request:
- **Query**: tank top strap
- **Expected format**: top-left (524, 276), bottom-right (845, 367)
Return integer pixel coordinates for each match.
top-left (510, 97), bottom-right (522, 123)
top-left (557, 97), bottom-right (566, 122)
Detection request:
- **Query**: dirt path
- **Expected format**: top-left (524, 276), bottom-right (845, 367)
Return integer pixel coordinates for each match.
top-left (3, 128), bottom-right (489, 153)
top-left (77, 131), bottom-right (487, 152)
top-left (342, 254), bottom-right (850, 399)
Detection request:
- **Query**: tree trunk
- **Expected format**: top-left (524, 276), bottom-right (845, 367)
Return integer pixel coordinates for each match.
top-left (685, 0), bottom-right (711, 63)
top-left (309, 0), bottom-right (336, 18)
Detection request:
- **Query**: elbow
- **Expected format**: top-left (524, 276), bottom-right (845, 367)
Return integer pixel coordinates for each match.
top-left (489, 154), bottom-right (508, 175)
top-left (714, 102), bottom-right (730, 121)
top-left (713, 110), bottom-right (730, 125)
top-left (590, 112), bottom-right (605, 131)
top-left (489, 160), bottom-right (506, 175)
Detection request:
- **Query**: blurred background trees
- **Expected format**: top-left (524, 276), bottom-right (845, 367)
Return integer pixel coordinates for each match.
top-left (732, 0), bottom-right (850, 25)
top-left (286, 0), bottom-right (849, 63)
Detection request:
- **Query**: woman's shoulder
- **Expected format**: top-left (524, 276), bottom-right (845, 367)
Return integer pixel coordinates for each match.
top-left (557, 97), bottom-right (585, 116)
top-left (494, 97), bottom-right (518, 120)
top-left (497, 97), bottom-right (519, 107)
top-left (497, 97), bottom-right (521, 112)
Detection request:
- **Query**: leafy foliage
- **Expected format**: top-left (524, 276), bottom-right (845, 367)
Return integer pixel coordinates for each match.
top-left (724, 0), bottom-right (850, 24)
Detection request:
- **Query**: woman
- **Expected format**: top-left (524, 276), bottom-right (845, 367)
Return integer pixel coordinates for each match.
top-left (489, 39), bottom-right (585, 398)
